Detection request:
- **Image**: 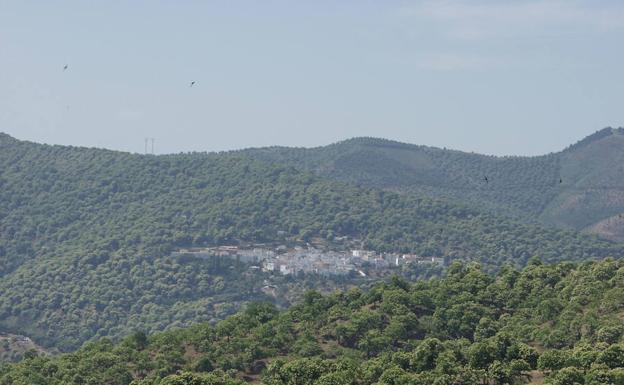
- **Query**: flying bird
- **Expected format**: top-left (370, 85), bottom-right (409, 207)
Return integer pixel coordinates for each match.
top-left (484, 176), bottom-right (489, 184)
top-left (189, 81), bottom-right (196, 87)
top-left (559, 178), bottom-right (563, 184)
top-left (63, 64), bottom-right (68, 71)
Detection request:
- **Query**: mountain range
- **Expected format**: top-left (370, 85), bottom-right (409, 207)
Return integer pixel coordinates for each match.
top-left (0, 128), bottom-right (623, 356)
top-left (244, 127), bottom-right (624, 241)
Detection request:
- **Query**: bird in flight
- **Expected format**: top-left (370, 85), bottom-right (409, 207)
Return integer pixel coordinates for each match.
top-left (63, 64), bottom-right (68, 71)
top-left (559, 178), bottom-right (563, 184)
top-left (484, 176), bottom-right (489, 184)
top-left (189, 81), bottom-right (196, 87)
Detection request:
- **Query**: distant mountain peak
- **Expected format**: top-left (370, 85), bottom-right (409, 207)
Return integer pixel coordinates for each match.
top-left (564, 127), bottom-right (624, 153)
top-left (0, 133), bottom-right (18, 147)
top-left (332, 137), bottom-right (426, 152)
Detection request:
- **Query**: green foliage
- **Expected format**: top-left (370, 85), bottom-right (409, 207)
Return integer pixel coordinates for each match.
top-left (1, 134), bottom-right (621, 352)
top-left (2, 260), bottom-right (624, 384)
top-left (246, 137), bottom-right (563, 219)
top-left (244, 128), bottom-right (624, 238)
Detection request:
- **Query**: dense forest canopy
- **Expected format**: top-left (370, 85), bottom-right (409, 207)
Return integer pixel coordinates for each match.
top-left (243, 127), bottom-right (624, 241)
top-left (0, 132), bottom-right (623, 355)
top-left (3, 259), bottom-right (624, 385)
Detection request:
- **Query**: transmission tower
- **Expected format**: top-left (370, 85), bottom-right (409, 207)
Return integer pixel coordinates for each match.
top-left (144, 137), bottom-right (155, 154)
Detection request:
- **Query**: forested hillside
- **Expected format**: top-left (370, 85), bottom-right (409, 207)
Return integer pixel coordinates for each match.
top-left (4, 259), bottom-right (624, 385)
top-left (0, 133), bottom-right (621, 353)
top-left (244, 127), bottom-right (624, 240)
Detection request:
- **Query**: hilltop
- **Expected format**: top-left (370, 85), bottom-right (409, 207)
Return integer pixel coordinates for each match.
top-left (0, 133), bottom-right (620, 352)
top-left (244, 127), bottom-right (624, 241)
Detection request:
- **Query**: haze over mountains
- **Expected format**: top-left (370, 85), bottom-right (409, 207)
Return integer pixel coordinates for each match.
top-left (245, 127), bottom-right (624, 242)
top-left (4, 0), bottom-right (624, 381)
top-left (1, 129), bottom-right (623, 356)
top-left (0, 128), bottom-right (623, 359)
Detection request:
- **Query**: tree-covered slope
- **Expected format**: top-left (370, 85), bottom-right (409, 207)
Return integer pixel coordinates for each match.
top-left (243, 127), bottom-right (624, 240)
top-left (542, 129), bottom-right (624, 238)
top-left (4, 259), bottom-right (624, 385)
top-left (243, 138), bottom-right (563, 220)
top-left (0, 133), bottom-right (621, 353)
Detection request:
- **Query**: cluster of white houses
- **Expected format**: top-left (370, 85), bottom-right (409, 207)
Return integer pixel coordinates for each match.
top-left (171, 246), bottom-right (444, 276)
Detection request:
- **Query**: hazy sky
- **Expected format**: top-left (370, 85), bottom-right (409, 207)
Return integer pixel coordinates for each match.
top-left (1, 1), bottom-right (623, 155)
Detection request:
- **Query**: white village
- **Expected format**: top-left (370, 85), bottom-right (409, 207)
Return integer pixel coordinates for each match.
top-left (172, 245), bottom-right (445, 276)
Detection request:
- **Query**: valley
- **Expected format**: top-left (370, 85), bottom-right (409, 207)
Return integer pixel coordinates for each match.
top-left (2, 130), bottom-right (624, 384)
top-left (3, 2), bottom-right (623, 383)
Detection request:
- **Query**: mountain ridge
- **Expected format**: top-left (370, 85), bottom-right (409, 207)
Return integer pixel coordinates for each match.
top-left (4, 126), bottom-right (622, 158)
top-left (241, 127), bottom-right (624, 241)
top-left (4, 128), bottom-right (624, 238)
top-left (0, 132), bottom-right (621, 353)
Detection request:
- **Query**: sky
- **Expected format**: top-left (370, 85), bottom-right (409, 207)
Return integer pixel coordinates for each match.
top-left (1, 1), bottom-right (623, 156)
